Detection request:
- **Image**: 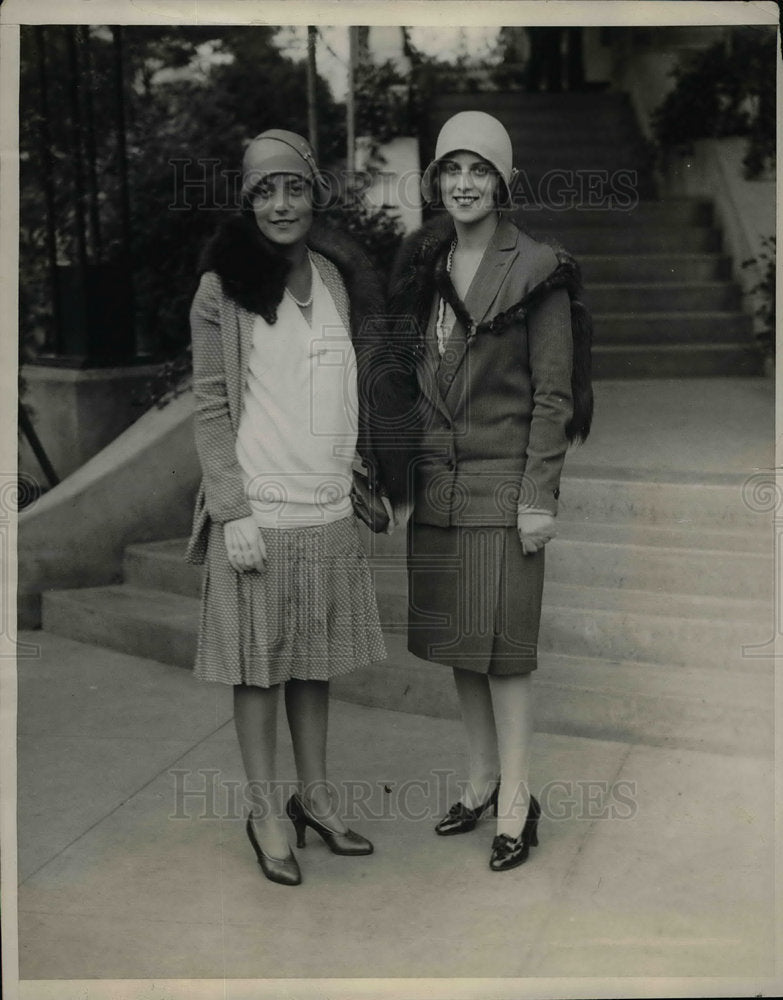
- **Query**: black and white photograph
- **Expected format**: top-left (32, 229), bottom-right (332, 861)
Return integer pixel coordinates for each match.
top-left (1, 1), bottom-right (779, 997)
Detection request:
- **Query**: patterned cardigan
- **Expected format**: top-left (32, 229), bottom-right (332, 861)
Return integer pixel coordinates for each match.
top-left (185, 215), bottom-right (393, 565)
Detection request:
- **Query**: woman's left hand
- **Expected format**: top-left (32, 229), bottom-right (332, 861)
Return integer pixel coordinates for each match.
top-left (517, 511), bottom-right (556, 555)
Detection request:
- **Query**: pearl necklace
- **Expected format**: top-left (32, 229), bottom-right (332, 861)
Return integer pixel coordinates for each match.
top-left (285, 254), bottom-right (314, 309)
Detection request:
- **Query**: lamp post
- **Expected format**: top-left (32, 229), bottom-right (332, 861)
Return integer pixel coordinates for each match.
top-left (346, 25), bottom-right (358, 176)
top-left (306, 26), bottom-right (319, 162)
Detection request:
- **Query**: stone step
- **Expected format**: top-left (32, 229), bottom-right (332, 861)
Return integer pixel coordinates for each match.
top-left (538, 581), bottom-right (770, 671)
top-left (47, 545), bottom-right (771, 676)
top-left (330, 634), bottom-right (772, 758)
top-left (594, 311), bottom-right (751, 345)
top-left (511, 152), bottom-right (647, 174)
top-left (39, 585), bottom-right (772, 757)
top-left (127, 472), bottom-right (769, 602)
top-left (124, 538), bottom-right (202, 599)
top-left (42, 585), bottom-right (199, 671)
top-left (581, 253), bottom-right (731, 283)
top-left (550, 521), bottom-right (771, 601)
top-left (587, 282), bottom-right (741, 313)
top-left (433, 94), bottom-right (632, 115)
top-left (556, 471), bottom-right (770, 532)
top-left (471, 107), bottom-right (639, 128)
top-left (365, 527), bottom-right (769, 604)
top-left (592, 342), bottom-right (764, 378)
top-left (554, 225), bottom-right (720, 254)
top-left (516, 199), bottom-right (714, 227)
top-left (370, 574), bottom-right (769, 670)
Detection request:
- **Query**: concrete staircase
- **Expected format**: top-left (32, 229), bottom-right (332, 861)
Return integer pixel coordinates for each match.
top-left (41, 466), bottom-right (773, 758)
top-left (36, 92), bottom-right (771, 760)
top-left (428, 91), bottom-right (764, 378)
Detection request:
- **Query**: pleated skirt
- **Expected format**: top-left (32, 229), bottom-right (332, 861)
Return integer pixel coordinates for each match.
top-left (407, 522), bottom-right (544, 675)
top-left (194, 515), bottom-right (386, 688)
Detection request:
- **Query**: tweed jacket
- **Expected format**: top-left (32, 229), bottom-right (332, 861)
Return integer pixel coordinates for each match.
top-left (185, 215), bottom-right (388, 565)
top-left (389, 216), bottom-right (576, 526)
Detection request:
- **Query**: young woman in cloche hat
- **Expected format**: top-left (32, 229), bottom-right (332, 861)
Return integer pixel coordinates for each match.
top-left (385, 110), bottom-right (593, 872)
top-left (186, 130), bottom-right (404, 886)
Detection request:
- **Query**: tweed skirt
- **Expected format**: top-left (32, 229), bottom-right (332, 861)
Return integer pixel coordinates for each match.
top-left (407, 522), bottom-right (544, 675)
top-left (194, 515), bottom-right (386, 688)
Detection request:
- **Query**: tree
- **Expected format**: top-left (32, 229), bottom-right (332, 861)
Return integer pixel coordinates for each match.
top-left (19, 25), bottom-right (347, 360)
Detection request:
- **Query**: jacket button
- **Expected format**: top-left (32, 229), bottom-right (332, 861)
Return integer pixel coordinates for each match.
top-left (444, 373), bottom-right (454, 383)
top-left (553, 488), bottom-right (560, 499)
top-left (447, 459), bottom-right (455, 471)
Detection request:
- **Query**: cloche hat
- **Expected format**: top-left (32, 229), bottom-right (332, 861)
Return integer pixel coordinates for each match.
top-left (420, 111), bottom-right (516, 205)
top-left (241, 129), bottom-right (329, 203)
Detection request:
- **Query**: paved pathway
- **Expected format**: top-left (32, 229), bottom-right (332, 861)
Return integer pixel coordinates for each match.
top-left (14, 628), bottom-right (776, 995)
top-left (11, 375), bottom-right (778, 997)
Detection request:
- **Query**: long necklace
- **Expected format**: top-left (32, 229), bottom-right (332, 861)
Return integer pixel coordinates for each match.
top-left (435, 239), bottom-right (457, 356)
top-left (285, 253), bottom-right (314, 309)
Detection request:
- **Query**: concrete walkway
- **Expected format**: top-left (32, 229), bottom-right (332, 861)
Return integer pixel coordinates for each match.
top-left (14, 627), bottom-right (776, 994)
top-left (12, 376), bottom-right (778, 997)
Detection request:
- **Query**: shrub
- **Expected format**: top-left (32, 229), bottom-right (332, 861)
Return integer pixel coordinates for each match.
top-left (651, 26), bottom-right (776, 179)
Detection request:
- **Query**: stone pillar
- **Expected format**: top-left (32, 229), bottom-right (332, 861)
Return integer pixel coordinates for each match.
top-left (19, 363), bottom-right (164, 484)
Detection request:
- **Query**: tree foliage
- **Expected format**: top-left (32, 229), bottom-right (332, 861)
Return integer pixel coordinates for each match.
top-left (650, 26), bottom-right (776, 179)
top-left (19, 25), bottom-right (348, 360)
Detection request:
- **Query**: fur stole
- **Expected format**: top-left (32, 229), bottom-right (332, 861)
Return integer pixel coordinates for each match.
top-left (198, 213), bottom-right (385, 337)
top-left (389, 215), bottom-right (593, 443)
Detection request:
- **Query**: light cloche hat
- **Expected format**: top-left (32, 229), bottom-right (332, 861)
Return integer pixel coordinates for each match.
top-left (420, 111), bottom-right (516, 205)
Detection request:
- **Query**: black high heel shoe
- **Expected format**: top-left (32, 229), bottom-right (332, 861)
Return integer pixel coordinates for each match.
top-left (286, 793), bottom-right (373, 856)
top-left (245, 816), bottom-right (301, 886)
top-left (435, 780), bottom-right (500, 836)
top-left (489, 794), bottom-right (541, 872)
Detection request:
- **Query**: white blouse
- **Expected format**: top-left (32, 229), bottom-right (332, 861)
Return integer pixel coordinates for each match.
top-left (235, 261), bottom-right (358, 528)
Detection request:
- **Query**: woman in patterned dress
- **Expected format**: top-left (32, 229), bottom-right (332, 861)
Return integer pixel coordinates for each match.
top-left (186, 130), bottom-right (399, 885)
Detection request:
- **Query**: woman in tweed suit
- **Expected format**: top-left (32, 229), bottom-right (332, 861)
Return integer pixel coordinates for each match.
top-left (386, 112), bottom-right (592, 872)
top-left (186, 131), bottom-right (398, 885)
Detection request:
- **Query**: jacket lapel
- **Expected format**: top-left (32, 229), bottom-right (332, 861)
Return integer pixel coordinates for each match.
top-left (437, 218), bottom-right (520, 401)
top-left (463, 217), bottom-right (520, 324)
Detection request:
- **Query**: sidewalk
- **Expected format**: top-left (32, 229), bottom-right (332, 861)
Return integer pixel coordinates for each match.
top-left (15, 627), bottom-right (775, 992)
top-left (13, 374), bottom-right (778, 996)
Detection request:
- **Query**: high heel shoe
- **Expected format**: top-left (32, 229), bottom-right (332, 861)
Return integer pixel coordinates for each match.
top-left (435, 780), bottom-right (500, 836)
top-left (489, 794), bottom-right (541, 872)
top-left (245, 816), bottom-right (301, 886)
top-left (286, 793), bottom-right (373, 856)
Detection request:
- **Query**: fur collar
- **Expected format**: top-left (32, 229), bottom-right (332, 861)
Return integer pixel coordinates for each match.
top-left (389, 213), bottom-right (582, 330)
top-left (388, 213), bottom-right (593, 443)
top-left (199, 213), bottom-right (384, 337)
top-left (197, 213), bottom-right (422, 500)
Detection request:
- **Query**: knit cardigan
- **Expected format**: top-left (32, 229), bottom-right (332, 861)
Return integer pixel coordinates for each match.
top-left (185, 214), bottom-right (399, 565)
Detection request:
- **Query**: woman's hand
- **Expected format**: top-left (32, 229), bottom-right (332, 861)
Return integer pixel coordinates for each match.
top-left (517, 511), bottom-right (556, 555)
top-left (223, 516), bottom-right (266, 573)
